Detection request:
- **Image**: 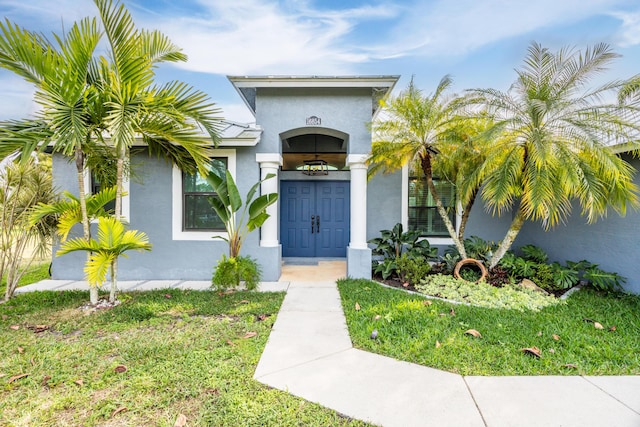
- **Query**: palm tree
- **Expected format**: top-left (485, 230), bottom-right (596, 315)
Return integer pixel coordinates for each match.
top-left (0, 15), bottom-right (104, 302)
top-left (467, 42), bottom-right (640, 268)
top-left (369, 76), bottom-right (475, 258)
top-left (57, 216), bottom-right (151, 303)
top-left (0, 0), bottom-right (222, 303)
top-left (94, 0), bottom-right (222, 222)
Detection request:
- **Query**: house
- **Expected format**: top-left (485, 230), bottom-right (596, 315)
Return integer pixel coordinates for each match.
top-left (50, 75), bottom-right (640, 294)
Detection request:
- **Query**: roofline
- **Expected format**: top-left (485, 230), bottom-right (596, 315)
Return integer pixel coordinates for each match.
top-left (228, 75), bottom-right (399, 88)
top-left (228, 75), bottom-right (400, 118)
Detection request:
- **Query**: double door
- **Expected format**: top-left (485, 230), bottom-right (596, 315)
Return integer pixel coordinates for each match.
top-left (280, 181), bottom-right (350, 257)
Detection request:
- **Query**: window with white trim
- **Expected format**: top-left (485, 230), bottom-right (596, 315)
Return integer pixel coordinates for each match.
top-left (172, 149), bottom-right (236, 241)
top-left (182, 158), bottom-right (226, 231)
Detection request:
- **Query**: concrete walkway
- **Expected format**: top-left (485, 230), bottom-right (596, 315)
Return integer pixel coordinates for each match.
top-left (18, 272), bottom-right (640, 427)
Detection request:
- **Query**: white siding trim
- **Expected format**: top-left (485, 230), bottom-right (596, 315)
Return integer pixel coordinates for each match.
top-left (172, 149), bottom-right (236, 241)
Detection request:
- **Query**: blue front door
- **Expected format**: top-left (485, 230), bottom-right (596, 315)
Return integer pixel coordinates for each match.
top-left (281, 181), bottom-right (350, 257)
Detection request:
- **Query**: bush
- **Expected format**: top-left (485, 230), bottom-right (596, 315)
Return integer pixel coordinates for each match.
top-left (369, 223), bottom-right (438, 279)
top-left (396, 254), bottom-right (431, 285)
top-left (212, 255), bottom-right (262, 291)
top-left (533, 263), bottom-right (556, 291)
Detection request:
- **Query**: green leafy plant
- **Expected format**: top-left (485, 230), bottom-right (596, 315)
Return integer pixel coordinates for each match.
top-left (206, 166), bottom-right (278, 258)
top-left (520, 244), bottom-right (549, 264)
top-left (369, 223), bottom-right (437, 279)
top-left (396, 254), bottom-right (431, 285)
top-left (512, 257), bottom-right (537, 279)
top-left (212, 255), bottom-right (262, 291)
top-left (532, 263), bottom-right (555, 291)
top-left (415, 274), bottom-right (560, 311)
top-left (583, 265), bottom-right (626, 292)
top-left (550, 262), bottom-right (580, 289)
top-left (57, 216), bottom-right (152, 302)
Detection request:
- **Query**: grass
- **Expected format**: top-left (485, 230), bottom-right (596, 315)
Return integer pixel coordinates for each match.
top-left (338, 278), bottom-right (640, 376)
top-left (0, 262), bottom-right (51, 297)
top-left (0, 289), bottom-right (371, 426)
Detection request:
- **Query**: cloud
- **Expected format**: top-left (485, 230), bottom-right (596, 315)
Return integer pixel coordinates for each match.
top-left (382, 0), bottom-right (623, 57)
top-left (610, 10), bottom-right (640, 47)
top-left (0, 76), bottom-right (38, 120)
top-left (132, 0), bottom-right (399, 75)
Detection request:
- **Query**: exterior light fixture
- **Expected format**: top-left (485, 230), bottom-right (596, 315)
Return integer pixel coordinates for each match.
top-left (301, 134), bottom-right (329, 175)
top-left (302, 157), bottom-right (329, 175)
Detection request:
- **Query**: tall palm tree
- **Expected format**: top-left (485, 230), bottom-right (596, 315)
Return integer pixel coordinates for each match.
top-left (0, 0), bottom-right (222, 303)
top-left (369, 76), bottom-right (477, 258)
top-left (94, 0), bottom-right (222, 222)
top-left (468, 42), bottom-right (640, 268)
top-left (0, 16), bottom-right (104, 302)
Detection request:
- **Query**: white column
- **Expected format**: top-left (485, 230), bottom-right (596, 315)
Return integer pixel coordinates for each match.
top-left (256, 153), bottom-right (282, 247)
top-left (347, 154), bottom-right (369, 249)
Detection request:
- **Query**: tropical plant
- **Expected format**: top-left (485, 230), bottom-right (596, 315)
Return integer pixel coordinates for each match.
top-left (583, 265), bottom-right (626, 292)
top-left (57, 216), bottom-right (151, 303)
top-left (369, 77), bottom-right (471, 257)
top-left (0, 155), bottom-right (56, 301)
top-left (369, 222), bottom-right (438, 279)
top-left (0, 0), bottom-right (221, 304)
top-left (466, 42), bottom-right (640, 268)
top-left (520, 244), bottom-right (548, 264)
top-left (205, 166), bottom-right (278, 259)
top-left (550, 262), bottom-right (580, 290)
top-left (212, 255), bottom-right (262, 291)
top-left (30, 186), bottom-right (117, 241)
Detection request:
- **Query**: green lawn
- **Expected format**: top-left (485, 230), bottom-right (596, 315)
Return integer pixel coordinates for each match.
top-left (0, 289), bottom-right (371, 426)
top-left (338, 278), bottom-right (640, 376)
top-left (0, 262), bottom-right (51, 296)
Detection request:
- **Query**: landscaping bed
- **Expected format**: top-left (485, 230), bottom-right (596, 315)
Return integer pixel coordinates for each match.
top-left (338, 278), bottom-right (640, 376)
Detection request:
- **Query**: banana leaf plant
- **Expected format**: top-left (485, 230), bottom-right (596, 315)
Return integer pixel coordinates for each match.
top-left (205, 169), bottom-right (278, 258)
top-left (57, 216), bottom-right (151, 303)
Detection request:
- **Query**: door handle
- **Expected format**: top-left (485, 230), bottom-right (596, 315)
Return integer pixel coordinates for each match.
top-left (311, 215), bottom-right (315, 234)
top-left (316, 215), bottom-right (320, 233)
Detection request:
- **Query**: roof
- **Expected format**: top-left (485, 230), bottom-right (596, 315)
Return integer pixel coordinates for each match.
top-left (228, 75), bottom-right (400, 119)
top-left (218, 120), bottom-right (262, 146)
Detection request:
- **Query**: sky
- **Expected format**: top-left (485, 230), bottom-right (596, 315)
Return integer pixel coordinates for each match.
top-left (0, 0), bottom-right (639, 124)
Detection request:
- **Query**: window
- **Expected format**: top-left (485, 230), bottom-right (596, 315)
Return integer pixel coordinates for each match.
top-left (91, 173), bottom-right (115, 214)
top-left (182, 158), bottom-right (226, 231)
top-left (408, 175), bottom-right (456, 237)
top-left (172, 149), bottom-right (236, 241)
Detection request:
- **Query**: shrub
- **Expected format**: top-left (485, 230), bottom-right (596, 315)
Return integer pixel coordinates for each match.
top-left (369, 223), bottom-right (438, 279)
top-left (487, 266), bottom-right (510, 287)
top-left (396, 254), bottom-right (431, 285)
top-left (212, 255), bottom-right (262, 291)
top-left (533, 263), bottom-right (556, 291)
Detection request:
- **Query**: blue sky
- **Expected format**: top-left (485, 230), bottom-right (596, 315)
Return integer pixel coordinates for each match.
top-left (1, 0), bottom-right (639, 123)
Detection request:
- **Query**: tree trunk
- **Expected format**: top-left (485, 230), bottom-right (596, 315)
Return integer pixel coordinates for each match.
top-left (489, 206), bottom-right (526, 269)
top-left (458, 187), bottom-right (478, 242)
top-left (420, 153), bottom-right (467, 258)
top-left (109, 261), bottom-right (117, 303)
top-left (110, 146), bottom-right (126, 304)
top-left (76, 147), bottom-right (98, 305)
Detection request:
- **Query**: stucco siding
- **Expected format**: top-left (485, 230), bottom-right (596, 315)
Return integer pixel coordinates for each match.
top-left (516, 155), bottom-right (640, 294)
top-left (255, 87), bottom-right (373, 155)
